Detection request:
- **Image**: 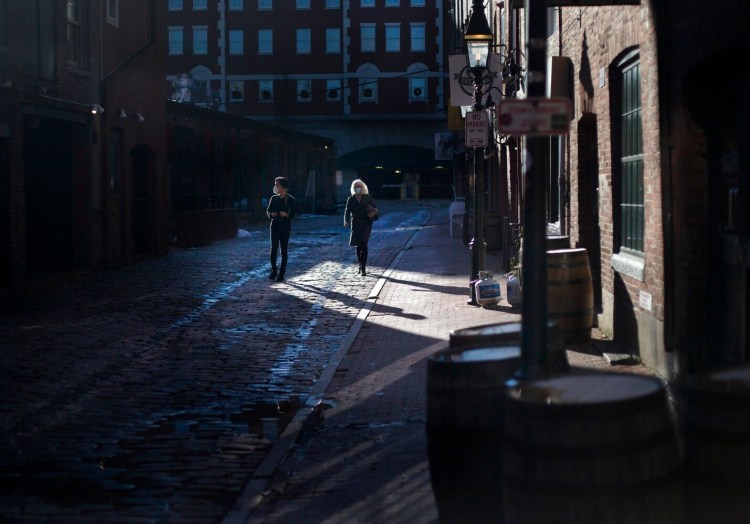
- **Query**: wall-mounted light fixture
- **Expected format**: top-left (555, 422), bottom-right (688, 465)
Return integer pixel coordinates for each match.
top-left (90, 104), bottom-right (105, 114)
top-left (118, 108), bottom-right (145, 122)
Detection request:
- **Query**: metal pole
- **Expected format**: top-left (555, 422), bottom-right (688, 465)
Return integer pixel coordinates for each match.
top-left (468, 66), bottom-right (486, 306)
top-left (517, 0), bottom-right (549, 379)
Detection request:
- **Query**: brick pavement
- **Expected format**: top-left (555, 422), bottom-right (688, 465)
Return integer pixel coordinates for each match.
top-left (226, 204), bottom-right (657, 524)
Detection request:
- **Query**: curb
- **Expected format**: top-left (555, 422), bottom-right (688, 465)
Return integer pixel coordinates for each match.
top-left (222, 213), bottom-right (428, 524)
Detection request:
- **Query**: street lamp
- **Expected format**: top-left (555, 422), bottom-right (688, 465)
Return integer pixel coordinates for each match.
top-left (464, 0), bottom-right (493, 305)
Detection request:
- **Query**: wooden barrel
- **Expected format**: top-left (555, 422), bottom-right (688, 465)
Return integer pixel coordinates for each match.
top-left (546, 235), bottom-right (570, 251)
top-left (547, 248), bottom-right (594, 343)
top-left (427, 344), bottom-right (520, 524)
top-left (503, 373), bottom-right (683, 524)
top-left (685, 366), bottom-right (750, 524)
top-left (449, 320), bottom-right (569, 374)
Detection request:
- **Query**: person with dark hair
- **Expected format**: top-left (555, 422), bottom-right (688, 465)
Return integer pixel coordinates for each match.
top-left (344, 178), bottom-right (378, 276)
top-left (266, 177), bottom-right (297, 282)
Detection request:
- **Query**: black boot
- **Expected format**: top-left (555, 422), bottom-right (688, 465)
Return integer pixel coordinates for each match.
top-left (269, 268), bottom-right (278, 280)
top-left (361, 251), bottom-right (367, 276)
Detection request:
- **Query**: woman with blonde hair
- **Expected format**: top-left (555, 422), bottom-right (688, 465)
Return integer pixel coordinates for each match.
top-left (344, 179), bottom-right (378, 276)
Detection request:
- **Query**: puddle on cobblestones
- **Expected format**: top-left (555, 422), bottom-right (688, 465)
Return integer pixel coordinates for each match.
top-left (230, 397), bottom-right (302, 439)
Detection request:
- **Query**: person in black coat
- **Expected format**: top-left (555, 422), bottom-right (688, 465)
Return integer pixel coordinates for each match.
top-left (344, 179), bottom-right (378, 276)
top-left (266, 177), bottom-right (297, 282)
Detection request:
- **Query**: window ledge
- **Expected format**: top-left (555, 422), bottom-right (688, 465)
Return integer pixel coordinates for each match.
top-left (611, 252), bottom-right (644, 281)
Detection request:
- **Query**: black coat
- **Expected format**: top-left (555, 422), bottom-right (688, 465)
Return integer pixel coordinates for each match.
top-left (344, 194), bottom-right (376, 246)
top-left (266, 193), bottom-right (297, 231)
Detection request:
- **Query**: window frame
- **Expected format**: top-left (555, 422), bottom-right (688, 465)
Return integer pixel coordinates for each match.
top-left (192, 0), bottom-right (207, 10)
top-left (385, 23), bottom-right (400, 52)
top-left (614, 50), bottom-right (645, 256)
top-left (168, 0), bottom-right (183, 10)
top-left (66, 0), bottom-right (87, 68)
top-left (259, 79), bottom-right (274, 101)
top-left (297, 79), bottom-right (312, 102)
top-left (229, 0), bottom-right (243, 10)
top-left (192, 26), bottom-right (208, 55)
top-left (326, 28), bottom-right (341, 54)
top-left (168, 26), bottom-right (184, 55)
top-left (409, 77), bottom-right (426, 102)
top-left (296, 28), bottom-right (311, 54)
top-left (326, 79), bottom-right (342, 101)
top-left (106, 0), bottom-right (119, 27)
top-left (258, 28), bottom-right (273, 54)
top-left (229, 29), bottom-right (244, 55)
top-left (410, 23), bottom-right (425, 52)
top-left (230, 80), bottom-right (244, 102)
top-left (360, 24), bottom-right (376, 53)
top-left (258, 0), bottom-right (272, 9)
top-left (359, 78), bottom-right (378, 102)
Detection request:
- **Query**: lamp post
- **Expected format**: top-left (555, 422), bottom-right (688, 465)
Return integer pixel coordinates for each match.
top-left (464, 0), bottom-right (493, 306)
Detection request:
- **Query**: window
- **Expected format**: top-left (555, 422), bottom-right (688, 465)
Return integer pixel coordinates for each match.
top-left (361, 0), bottom-right (374, 6)
top-left (410, 23), bottom-right (425, 52)
top-left (409, 77), bottom-right (426, 101)
top-left (193, 26), bottom-right (208, 55)
top-left (616, 53), bottom-right (644, 254)
top-left (385, 24), bottom-right (400, 52)
top-left (66, 0), bottom-right (86, 67)
top-left (168, 27), bottom-right (184, 55)
top-left (0, 0), bottom-right (7, 47)
top-left (296, 0), bottom-right (310, 8)
top-left (326, 79), bottom-right (342, 101)
top-left (361, 24), bottom-right (375, 52)
top-left (411, 0), bottom-right (425, 5)
top-left (385, 0), bottom-right (399, 5)
top-left (360, 78), bottom-right (377, 101)
top-left (168, 0), bottom-right (183, 10)
top-left (258, 29), bottom-right (272, 54)
top-left (297, 28), bottom-right (311, 54)
top-left (258, 0), bottom-right (272, 9)
top-left (259, 80), bottom-right (273, 101)
top-left (106, 0), bottom-right (118, 26)
top-left (229, 0), bottom-right (243, 9)
top-left (297, 79), bottom-right (311, 101)
top-left (326, 28), bottom-right (340, 54)
top-left (193, 0), bottom-right (207, 9)
top-left (325, 0), bottom-right (340, 7)
top-left (230, 80), bottom-right (244, 101)
top-left (229, 30), bottom-right (243, 54)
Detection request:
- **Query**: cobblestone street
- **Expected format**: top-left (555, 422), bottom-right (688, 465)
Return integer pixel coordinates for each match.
top-left (0, 200), bottom-right (434, 523)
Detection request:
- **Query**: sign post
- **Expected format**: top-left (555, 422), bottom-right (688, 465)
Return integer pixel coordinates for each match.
top-left (465, 110), bottom-right (488, 148)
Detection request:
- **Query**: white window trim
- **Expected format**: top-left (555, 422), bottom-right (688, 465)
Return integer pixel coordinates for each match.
top-left (259, 80), bottom-right (274, 102)
top-left (168, 26), bottom-right (184, 55)
top-left (106, 0), bottom-right (119, 27)
top-left (229, 30), bottom-right (244, 55)
top-left (193, 26), bottom-right (208, 55)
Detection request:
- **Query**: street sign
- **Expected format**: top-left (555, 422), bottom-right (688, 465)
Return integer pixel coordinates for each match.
top-left (497, 97), bottom-right (572, 136)
top-left (465, 110), bottom-right (488, 147)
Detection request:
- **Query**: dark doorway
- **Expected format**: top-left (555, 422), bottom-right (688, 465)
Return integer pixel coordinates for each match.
top-left (24, 117), bottom-right (77, 274)
top-left (687, 52), bottom-right (749, 367)
top-left (131, 145), bottom-right (154, 255)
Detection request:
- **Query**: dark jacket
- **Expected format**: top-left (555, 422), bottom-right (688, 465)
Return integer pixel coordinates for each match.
top-left (345, 194), bottom-right (377, 246)
top-left (267, 193), bottom-right (297, 230)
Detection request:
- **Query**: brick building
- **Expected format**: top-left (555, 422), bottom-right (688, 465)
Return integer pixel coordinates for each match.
top-left (164, 0), bottom-right (455, 201)
top-left (464, 0), bottom-right (748, 382)
top-left (0, 0), bottom-right (169, 294)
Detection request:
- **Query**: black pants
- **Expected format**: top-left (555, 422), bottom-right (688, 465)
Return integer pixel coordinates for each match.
top-left (270, 225), bottom-right (290, 275)
top-left (356, 242), bottom-right (368, 269)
